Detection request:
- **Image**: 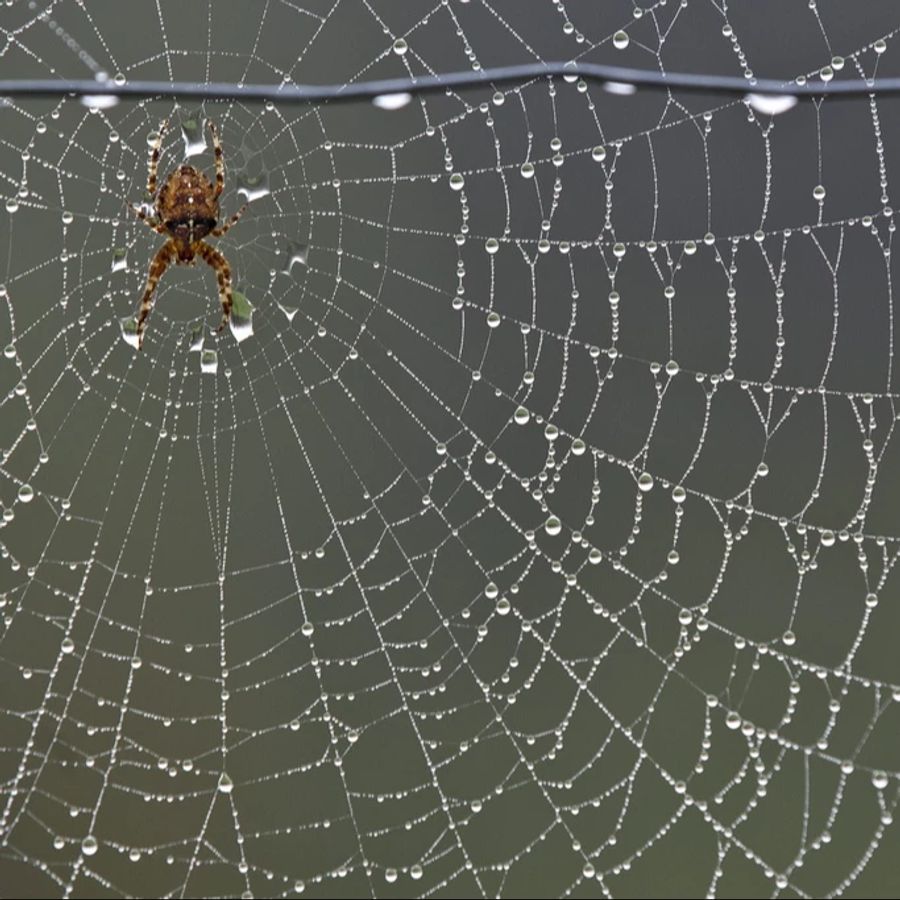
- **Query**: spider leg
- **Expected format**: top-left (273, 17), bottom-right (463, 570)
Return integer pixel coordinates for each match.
top-left (135, 240), bottom-right (176, 350)
top-left (128, 202), bottom-right (167, 235)
top-left (209, 202), bottom-right (248, 238)
top-left (209, 120), bottom-right (224, 201)
top-left (196, 240), bottom-right (233, 332)
top-left (147, 118), bottom-right (168, 198)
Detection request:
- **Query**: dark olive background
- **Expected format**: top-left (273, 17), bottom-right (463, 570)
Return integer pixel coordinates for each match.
top-left (0, 1), bottom-right (899, 898)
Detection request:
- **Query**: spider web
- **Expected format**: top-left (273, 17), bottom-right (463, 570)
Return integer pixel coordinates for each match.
top-left (1, 1), bottom-right (899, 897)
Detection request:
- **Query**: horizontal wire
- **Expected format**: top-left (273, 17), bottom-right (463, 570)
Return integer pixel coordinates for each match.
top-left (0, 61), bottom-right (894, 106)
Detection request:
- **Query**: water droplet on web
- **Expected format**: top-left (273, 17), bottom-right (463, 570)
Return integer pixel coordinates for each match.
top-left (392, 38), bottom-right (408, 55)
top-left (874, 39), bottom-right (887, 55)
top-left (638, 473), bottom-right (654, 492)
top-left (572, 439), bottom-right (586, 456)
top-left (229, 292), bottom-right (254, 343)
top-left (449, 173), bottom-right (465, 191)
top-left (545, 516), bottom-right (562, 536)
top-left (200, 350), bottom-right (218, 374)
top-left (81, 835), bottom-right (98, 856)
top-left (486, 312), bottom-right (501, 328)
top-left (180, 116), bottom-right (207, 157)
top-left (604, 81), bottom-right (637, 96)
top-left (672, 486), bottom-right (686, 504)
top-left (18, 484), bottom-right (34, 503)
top-left (485, 238), bottom-right (500, 254)
top-left (592, 146), bottom-right (607, 162)
top-left (520, 162), bottom-right (534, 178)
top-left (61, 637), bottom-right (74, 654)
top-left (188, 326), bottom-right (204, 353)
top-left (514, 406), bottom-right (530, 425)
top-left (80, 94), bottom-right (119, 110)
top-left (385, 869), bottom-right (398, 883)
top-left (111, 248), bottom-right (127, 272)
top-left (410, 864), bottom-right (423, 880)
top-left (119, 316), bottom-right (140, 349)
top-left (236, 169), bottom-right (270, 203)
top-left (613, 30), bottom-right (630, 49)
top-left (589, 548), bottom-right (603, 564)
top-left (496, 597), bottom-right (511, 615)
top-left (278, 303), bottom-right (298, 321)
top-left (281, 241), bottom-right (308, 275)
top-left (6, 198), bottom-right (18, 213)
top-left (373, 92), bottom-right (412, 110)
top-left (217, 772), bottom-right (234, 794)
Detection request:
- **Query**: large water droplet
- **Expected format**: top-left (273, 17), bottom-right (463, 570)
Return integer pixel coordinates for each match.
top-left (449, 173), bottom-right (465, 191)
top-left (80, 94), bottom-right (119, 110)
top-left (201, 350), bottom-right (218, 374)
top-left (217, 772), bottom-right (234, 793)
top-left (119, 316), bottom-right (140, 349)
top-left (604, 81), bottom-right (637, 96)
top-left (613, 30), bottom-right (630, 49)
top-left (188, 326), bottom-right (204, 353)
top-left (81, 835), bottom-right (98, 856)
top-left (229, 292), bottom-right (254, 343)
top-left (61, 637), bottom-right (75, 654)
top-left (373, 92), bottom-right (412, 110)
top-left (545, 516), bottom-right (562, 536)
top-left (236, 168), bottom-right (270, 203)
top-left (637, 472), bottom-right (654, 492)
top-left (747, 94), bottom-right (797, 116)
top-left (180, 115), bottom-right (207, 157)
top-left (111, 248), bottom-right (127, 273)
top-left (393, 38), bottom-right (408, 55)
top-left (281, 241), bottom-right (308, 275)
top-left (18, 484), bottom-right (34, 503)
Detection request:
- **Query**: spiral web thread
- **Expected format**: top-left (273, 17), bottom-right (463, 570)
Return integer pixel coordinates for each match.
top-left (0, 1), bottom-right (898, 897)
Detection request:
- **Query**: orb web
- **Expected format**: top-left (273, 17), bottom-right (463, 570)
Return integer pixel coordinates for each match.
top-left (0, 1), bottom-right (899, 897)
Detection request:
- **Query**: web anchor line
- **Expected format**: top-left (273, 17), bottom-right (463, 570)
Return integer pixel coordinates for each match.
top-left (0, 61), bottom-right (894, 106)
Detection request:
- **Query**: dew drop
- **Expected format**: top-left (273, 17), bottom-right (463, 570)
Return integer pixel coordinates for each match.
top-left (612, 30), bottom-right (630, 49)
top-left (571, 438), bottom-right (586, 456)
top-left (671, 486), bottom-right (686, 504)
top-left (485, 238), bottom-right (500, 254)
top-left (520, 162), bottom-right (534, 178)
top-left (229, 291), bottom-right (254, 343)
top-left (18, 484), bottom-right (34, 503)
top-left (119, 316), bottom-right (140, 349)
top-left (393, 38), bottom-right (408, 55)
top-left (218, 772), bottom-right (234, 794)
top-left (81, 835), bottom-right (98, 856)
top-left (745, 93), bottom-right (798, 116)
top-left (514, 406), bottom-right (530, 425)
top-left (486, 312), bottom-right (501, 328)
top-left (373, 92), bottom-right (412, 110)
top-left (637, 473), bottom-right (654, 492)
top-left (545, 516), bottom-right (562, 536)
top-left (200, 350), bottom-right (218, 374)
top-left (61, 637), bottom-right (75, 654)
top-left (449, 172), bottom-right (465, 191)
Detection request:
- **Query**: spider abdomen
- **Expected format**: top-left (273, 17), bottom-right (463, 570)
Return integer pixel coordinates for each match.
top-left (158, 165), bottom-right (219, 247)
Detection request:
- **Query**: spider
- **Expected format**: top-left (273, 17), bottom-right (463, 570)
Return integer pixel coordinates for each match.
top-left (128, 118), bottom-right (247, 350)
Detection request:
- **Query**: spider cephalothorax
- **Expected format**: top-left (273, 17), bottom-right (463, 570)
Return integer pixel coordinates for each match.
top-left (128, 119), bottom-right (247, 350)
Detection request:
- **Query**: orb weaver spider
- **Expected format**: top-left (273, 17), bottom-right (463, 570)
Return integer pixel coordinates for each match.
top-left (128, 118), bottom-right (247, 350)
